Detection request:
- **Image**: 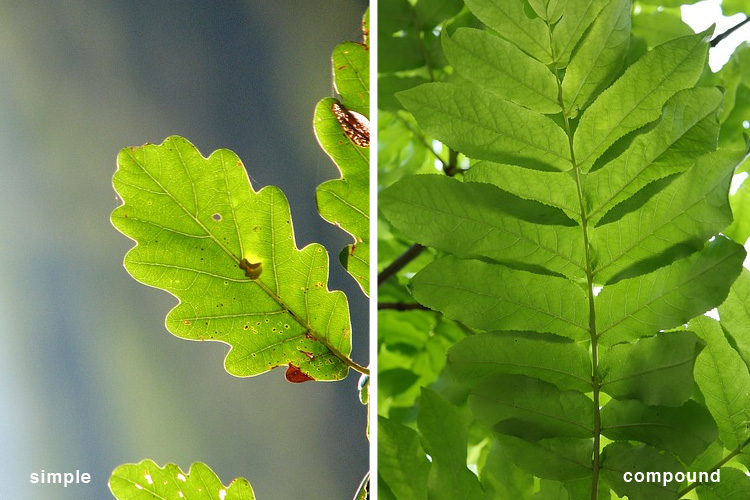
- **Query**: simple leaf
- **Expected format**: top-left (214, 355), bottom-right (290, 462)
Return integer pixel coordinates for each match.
top-left (692, 315), bottom-right (750, 451)
top-left (111, 137), bottom-right (354, 381)
top-left (447, 331), bottom-right (592, 392)
top-left (412, 256), bottom-right (589, 340)
top-left (314, 45), bottom-right (370, 294)
top-left (596, 237), bottom-right (745, 345)
top-left (109, 460), bottom-right (256, 500)
top-left (397, 82), bottom-right (571, 171)
top-left (573, 30), bottom-right (710, 171)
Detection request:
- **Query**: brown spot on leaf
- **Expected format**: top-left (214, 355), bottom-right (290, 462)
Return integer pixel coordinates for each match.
top-left (285, 364), bottom-right (314, 383)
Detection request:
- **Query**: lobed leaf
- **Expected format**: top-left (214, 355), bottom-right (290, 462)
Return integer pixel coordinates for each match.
top-left (109, 460), bottom-right (256, 500)
top-left (314, 13), bottom-right (371, 295)
top-left (112, 137), bottom-right (354, 381)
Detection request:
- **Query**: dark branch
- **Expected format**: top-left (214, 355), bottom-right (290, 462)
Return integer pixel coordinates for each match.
top-left (377, 244), bottom-right (426, 287)
top-left (378, 302), bottom-right (430, 311)
top-left (710, 16), bottom-right (750, 47)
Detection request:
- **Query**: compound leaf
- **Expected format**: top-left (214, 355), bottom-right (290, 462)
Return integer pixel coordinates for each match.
top-left (448, 331), bottom-right (592, 392)
top-left (574, 30), bottom-right (710, 172)
top-left (413, 256), bottom-right (589, 340)
top-left (692, 315), bottom-right (750, 451)
top-left (380, 175), bottom-right (585, 278)
top-left (599, 330), bottom-right (699, 406)
top-left (112, 136), bottom-right (355, 381)
top-left (109, 460), bottom-right (256, 500)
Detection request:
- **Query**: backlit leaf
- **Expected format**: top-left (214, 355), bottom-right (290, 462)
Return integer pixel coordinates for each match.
top-left (112, 137), bottom-right (354, 381)
top-left (109, 460), bottom-right (256, 500)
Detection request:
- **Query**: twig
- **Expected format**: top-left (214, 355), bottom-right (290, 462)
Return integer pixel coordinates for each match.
top-left (378, 302), bottom-right (430, 311)
top-left (377, 244), bottom-right (426, 287)
top-left (710, 16), bottom-right (750, 47)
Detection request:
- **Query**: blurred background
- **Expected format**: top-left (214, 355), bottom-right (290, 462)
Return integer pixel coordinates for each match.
top-left (0, 1), bottom-right (369, 499)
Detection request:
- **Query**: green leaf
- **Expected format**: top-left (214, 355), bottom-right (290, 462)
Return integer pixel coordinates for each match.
top-left (442, 28), bottom-right (560, 114)
top-left (414, 0), bottom-right (464, 28)
top-left (314, 17), bottom-right (370, 294)
top-left (590, 149), bottom-right (741, 283)
top-left (595, 237), bottom-right (745, 346)
top-left (550, 0), bottom-right (608, 68)
top-left (600, 399), bottom-right (717, 464)
top-left (397, 82), bottom-right (571, 171)
top-left (111, 136), bottom-right (354, 381)
top-left (109, 460), bottom-right (256, 500)
top-left (632, 11), bottom-right (694, 48)
top-left (313, 98), bottom-right (370, 295)
top-left (464, 161), bottom-right (581, 222)
top-left (573, 30), bottom-right (710, 171)
top-left (718, 268), bottom-right (750, 371)
top-left (562, 0), bottom-right (631, 117)
top-left (380, 175), bottom-right (585, 278)
top-left (447, 331), bottom-right (592, 392)
top-left (333, 42), bottom-right (369, 117)
top-left (412, 256), bottom-right (589, 340)
top-left (584, 87), bottom-right (723, 225)
top-left (378, 416), bottom-right (431, 500)
top-left (696, 467), bottom-right (750, 499)
top-left (464, 0), bottom-right (553, 64)
top-left (353, 472), bottom-right (370, 500)
top-left (495, 435), bottom-right (593, 481)
top-left (599, 330), bottom-right (699, 406)
top-left (479, 444), bottom-right (535, 499)
top-left (469, 374), bottom-right (593, 440)
top-left (418, 388), bottom-right (484, 500)
top-left (692, 315), bottom-right (750, 451)
top-left (600, 442), bottom-right (684, 500)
